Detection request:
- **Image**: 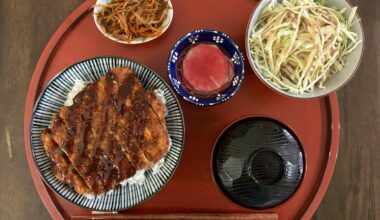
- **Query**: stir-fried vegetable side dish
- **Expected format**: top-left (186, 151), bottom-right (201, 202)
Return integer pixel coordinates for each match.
top-left (249, 0), bottom-right (361, 94)
top-left (96, 0), bottom-right (170, 42)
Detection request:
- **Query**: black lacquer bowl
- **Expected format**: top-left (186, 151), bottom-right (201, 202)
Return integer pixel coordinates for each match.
top-left (213, 118), bottom-right (304, 209)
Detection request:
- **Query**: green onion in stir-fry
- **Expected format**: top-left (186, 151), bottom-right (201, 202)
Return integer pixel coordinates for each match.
top-left (249, 0), bottom-right (361, 94)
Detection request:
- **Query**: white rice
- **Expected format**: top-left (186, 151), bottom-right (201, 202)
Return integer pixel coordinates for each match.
top-left (151, 158), bottom-right (165, 175)
top-left (84, 194), bottom-right (96, 200)
top-left (120, 169), bottom-right (146, 186)
top-left (66, 80), bottom-right (170, 199)
top-left (64, 80), bottom-right (88, 106)
top-left (154, 89), bottom-right (168, 116)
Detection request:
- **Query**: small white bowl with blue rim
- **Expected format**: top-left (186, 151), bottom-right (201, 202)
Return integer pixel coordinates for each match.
top-left (167, 29), bottom-right (245, 106)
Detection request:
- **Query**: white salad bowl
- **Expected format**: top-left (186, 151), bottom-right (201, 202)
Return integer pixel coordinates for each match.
top-left (245, 0), bottom-right (364, 99)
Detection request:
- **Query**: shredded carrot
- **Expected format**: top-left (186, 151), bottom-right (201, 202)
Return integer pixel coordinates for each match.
top-left (95, 0), bottom-right (170, 42)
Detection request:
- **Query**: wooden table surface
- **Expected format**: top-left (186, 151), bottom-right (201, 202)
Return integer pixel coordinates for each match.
top-left (0, 0), bottom-right (378, 219)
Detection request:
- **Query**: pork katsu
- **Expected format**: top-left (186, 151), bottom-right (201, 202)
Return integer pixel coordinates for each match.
top-left (40, 67), bottom-right (169, 195)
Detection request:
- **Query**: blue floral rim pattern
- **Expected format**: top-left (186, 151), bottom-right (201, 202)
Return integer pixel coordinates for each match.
top-left (167, 29), bottom-right (245, 106)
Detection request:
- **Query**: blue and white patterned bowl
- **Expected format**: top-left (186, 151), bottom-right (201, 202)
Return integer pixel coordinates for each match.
top-left (167, 29), bottom-right (245, 106)
top-left (30, 57), bottom-right (185, 211)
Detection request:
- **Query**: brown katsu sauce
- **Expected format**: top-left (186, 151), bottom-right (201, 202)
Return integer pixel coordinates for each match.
top-left (117, 74), bottom-right (134, 114)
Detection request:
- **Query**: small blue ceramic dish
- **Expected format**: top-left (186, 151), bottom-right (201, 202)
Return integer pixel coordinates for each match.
top-left (167, 29), bottom-right (245, 106)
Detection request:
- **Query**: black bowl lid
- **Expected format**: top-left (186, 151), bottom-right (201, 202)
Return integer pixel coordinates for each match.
top-left (213, 118), bottom-right (304, 209)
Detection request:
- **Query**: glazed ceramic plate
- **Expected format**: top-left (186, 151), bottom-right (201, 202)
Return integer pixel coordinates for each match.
top-left (168, 29), bottom-right (245, 106)
top-left (93, 0), bottom-right (174, 44)
top-left (30, 57), bottom-right (185, 211)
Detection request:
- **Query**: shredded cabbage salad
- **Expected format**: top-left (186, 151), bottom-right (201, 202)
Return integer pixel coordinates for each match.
top-left (249, 0), bottom-right (361, 94)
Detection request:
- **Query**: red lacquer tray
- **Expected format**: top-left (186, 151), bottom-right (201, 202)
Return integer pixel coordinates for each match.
top-left (24, 0), bottom-right (340, 219)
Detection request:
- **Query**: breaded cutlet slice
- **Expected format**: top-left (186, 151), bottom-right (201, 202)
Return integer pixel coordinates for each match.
top-left (40, 129), bottom-right (91, 194)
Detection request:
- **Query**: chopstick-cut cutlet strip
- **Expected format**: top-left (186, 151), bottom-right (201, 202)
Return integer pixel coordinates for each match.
top-left (40, 129), bottom-right (91, 194)
top-left (111, 68), bottom-right (169, 164)
top-left (130, 89), bottom-right (169, 164)
top-left (146, 91), bottom-right (166, 126)
top-left (40, 66), bottom-right (169, 195)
